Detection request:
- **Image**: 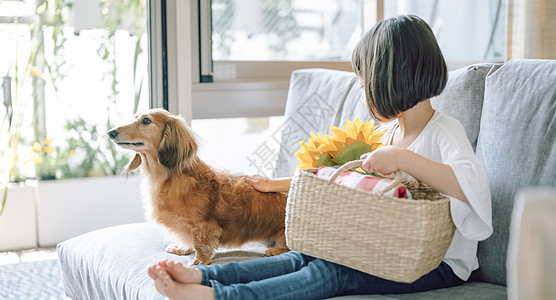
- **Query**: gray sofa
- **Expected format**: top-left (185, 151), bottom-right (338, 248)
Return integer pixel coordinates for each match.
top-left (57, 59), bottom-right (556, 299)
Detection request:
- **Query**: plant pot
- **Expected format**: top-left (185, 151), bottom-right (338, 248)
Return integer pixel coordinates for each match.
top-left (0, 183), bottom-right (38, 251)
top-left (35, 175), bottom-right (144, 246)
top-left (39, 175), bottom-right (57, 181)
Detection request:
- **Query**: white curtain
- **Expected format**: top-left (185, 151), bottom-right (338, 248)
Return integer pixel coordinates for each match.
top-left (509, 0), bottom-right (556, 59)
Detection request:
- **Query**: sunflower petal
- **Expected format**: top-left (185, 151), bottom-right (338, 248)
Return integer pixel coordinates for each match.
top-left (354, 118), bottom-right (363, 128)
top-left (295, 151), bottom-right (312, 163)
top-left (296, 162), bottom-right (314, 169)
top-left (318, 143), bottom-right (338, 153)
top-left (333, 140), bottom-right (347, 150)
top-left (343, 119), bottom-right (357, 139)
top-left (329, 126), bottom-right (348, 140)
top-left (344, 137), bottom-right (357, 145)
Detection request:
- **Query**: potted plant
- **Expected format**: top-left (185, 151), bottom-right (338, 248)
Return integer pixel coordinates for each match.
top-left (1, 0), bottom-right (149, 250)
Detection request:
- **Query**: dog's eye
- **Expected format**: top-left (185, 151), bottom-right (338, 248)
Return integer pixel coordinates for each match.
top-left (141, 117), bottom-right (152, 125)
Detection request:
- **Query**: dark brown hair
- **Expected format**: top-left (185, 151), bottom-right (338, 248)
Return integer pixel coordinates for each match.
top-left (352, 15), bottom-right (447, 120)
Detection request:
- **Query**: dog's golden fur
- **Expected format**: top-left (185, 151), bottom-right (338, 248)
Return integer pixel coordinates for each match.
top-left (109, 108), bottom-right (288, 265)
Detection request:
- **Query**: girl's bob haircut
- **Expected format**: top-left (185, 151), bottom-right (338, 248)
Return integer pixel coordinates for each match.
top-left (352, 15), bottom-right (448, 120)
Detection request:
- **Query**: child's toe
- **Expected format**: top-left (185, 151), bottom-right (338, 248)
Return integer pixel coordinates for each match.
top-left (147, 266), bottom-right (158, 279)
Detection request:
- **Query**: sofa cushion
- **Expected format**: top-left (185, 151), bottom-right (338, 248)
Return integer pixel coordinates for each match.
top-left (331, 282), bottom-right (506, 299)
top-left (431, 64), bottom-right (499, 150)
top-left (474, 59), bottom-right (556, 286)
top-left (57, 223), bottom-right (269, 300)
top-left (57, 223), bottom-right (507, 300)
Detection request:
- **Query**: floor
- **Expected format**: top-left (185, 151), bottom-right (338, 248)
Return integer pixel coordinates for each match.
top-left (0, 247), bottom-right (69, 299)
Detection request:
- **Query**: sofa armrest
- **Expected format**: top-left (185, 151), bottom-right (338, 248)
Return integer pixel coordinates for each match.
top-left (507, 188), bottom-right (556, 300)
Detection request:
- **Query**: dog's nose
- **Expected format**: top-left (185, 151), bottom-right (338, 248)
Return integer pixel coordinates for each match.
top-left (108, 129), bottom-right (119, 139)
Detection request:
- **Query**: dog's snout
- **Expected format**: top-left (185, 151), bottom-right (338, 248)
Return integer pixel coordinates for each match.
top-left (108, 129), bottom-right (119, 139)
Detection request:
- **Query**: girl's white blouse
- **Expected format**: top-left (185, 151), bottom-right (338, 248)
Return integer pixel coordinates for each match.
top-left (382, 110), bottom-right (493, 281)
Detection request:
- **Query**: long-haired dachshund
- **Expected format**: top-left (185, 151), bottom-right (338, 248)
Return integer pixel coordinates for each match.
top-left (108, 108), bottom-right (288, 265)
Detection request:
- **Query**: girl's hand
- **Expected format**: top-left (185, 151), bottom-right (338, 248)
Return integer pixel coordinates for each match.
top-left (361, 146), bottom-right (405, 175)
top-left (363, 146), bottom-right (469, 202)
top-left (242, 175), bottom-right (273, 192)
top-left (242, 175), bottom-right (292, 193)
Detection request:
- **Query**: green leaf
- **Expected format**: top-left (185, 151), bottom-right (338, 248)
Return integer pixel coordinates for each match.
top-left (335, 142), bottom-right (373, 166)
top-left (317, 152), bottom-right (336, 167)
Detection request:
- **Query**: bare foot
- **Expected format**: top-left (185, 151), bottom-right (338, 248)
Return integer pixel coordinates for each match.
top-left (157, 260), bottom-right (203, 284)
top-left (148, 265), bottom-right (214, 300)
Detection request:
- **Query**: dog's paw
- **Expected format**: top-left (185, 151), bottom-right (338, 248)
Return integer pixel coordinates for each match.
top-left (188, 258), bottom-right (210, 266)
top-left (166, 244), bottom-right (195, 256)
top-left (264, 248), bottom-right (290, 257)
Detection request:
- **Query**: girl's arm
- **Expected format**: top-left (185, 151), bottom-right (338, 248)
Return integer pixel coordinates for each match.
top-left (362, 146), bottom-right (468, 202)
top-left (242, 175), bottom-right (292, 193)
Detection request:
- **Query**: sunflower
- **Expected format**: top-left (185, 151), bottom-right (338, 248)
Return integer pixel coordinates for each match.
top-left (295, 118), bottom-right (386, 169)
top-left (295, 132), bottom-right (329, 169)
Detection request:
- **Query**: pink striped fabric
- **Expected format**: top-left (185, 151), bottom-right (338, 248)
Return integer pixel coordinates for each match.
top-left (315, 167), bottom-right (410, 199)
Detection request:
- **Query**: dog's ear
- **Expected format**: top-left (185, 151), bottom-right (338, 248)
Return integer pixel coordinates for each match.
top-left (158, 116), bottom-right (197, 170)
top-left (123, 153), bottom-right (142, 174)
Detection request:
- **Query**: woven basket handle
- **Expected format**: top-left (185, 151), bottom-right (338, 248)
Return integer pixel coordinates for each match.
top-left (326, 160), bottom-right (403, 196)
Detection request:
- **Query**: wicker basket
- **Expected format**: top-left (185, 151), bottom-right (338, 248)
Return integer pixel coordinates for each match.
top-left (285, 160), bottom-right (456, 283)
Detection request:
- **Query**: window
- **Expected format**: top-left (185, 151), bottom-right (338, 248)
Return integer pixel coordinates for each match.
top-left (383, 0), bottom-right (507, 64)
top-left (211, 0), bottom-right (506, 70)
top-left (209, 0), bottom-right (379, 81)
top-left (212, 0), bottom-right (372, 61)
top-left (1, 0), bottom-right (148, 182)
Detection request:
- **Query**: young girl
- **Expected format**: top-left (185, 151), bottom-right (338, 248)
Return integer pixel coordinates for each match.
top-left (148, 14), bottom-right (492, 300)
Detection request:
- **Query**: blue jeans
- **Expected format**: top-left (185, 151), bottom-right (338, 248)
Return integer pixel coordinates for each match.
top-left (195, 251), bottom-right (464, 300)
